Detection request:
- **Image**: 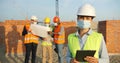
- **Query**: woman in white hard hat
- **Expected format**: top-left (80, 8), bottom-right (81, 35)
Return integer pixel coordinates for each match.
top-left (66, 4), bottom-right (109, 63)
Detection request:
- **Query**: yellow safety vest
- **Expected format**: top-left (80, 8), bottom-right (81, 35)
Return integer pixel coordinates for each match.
top-left (68, 31), bottom-right (102, 62)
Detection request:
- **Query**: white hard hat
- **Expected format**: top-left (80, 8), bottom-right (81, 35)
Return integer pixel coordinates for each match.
top-left (77, 4), bottom-right (96, 17)
top-left (31, 16), bottom-right (38, 21)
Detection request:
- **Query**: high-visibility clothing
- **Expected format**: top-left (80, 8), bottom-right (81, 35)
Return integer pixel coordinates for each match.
top-left (68, 31), bottom-right (102, 59)
top-left (54, 24), bottom-right (65, 44)
top-left (41, 41), bottom-right (52, 46)
top-left (24, 24), bottom-right (39, 44)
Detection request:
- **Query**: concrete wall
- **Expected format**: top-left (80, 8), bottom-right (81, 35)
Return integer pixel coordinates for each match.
top-left (98, 20), bottom-right (120, 53)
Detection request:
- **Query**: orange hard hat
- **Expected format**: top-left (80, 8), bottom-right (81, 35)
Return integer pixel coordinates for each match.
top-left (53, 16), bottom-right (60, 23)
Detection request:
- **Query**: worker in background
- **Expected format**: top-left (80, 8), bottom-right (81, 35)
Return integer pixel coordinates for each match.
top-left (42, 17), bottom-right (53, 63)
top-left (53, 16), bottom-right (65, 63)
top-left (66, 4), bottom-right (109, 63)
top-left (22, 16), bottom-right (39, 63)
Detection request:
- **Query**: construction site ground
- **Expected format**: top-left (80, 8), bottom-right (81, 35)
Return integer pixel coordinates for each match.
top-left (0, 43), bottom-right (120, 63)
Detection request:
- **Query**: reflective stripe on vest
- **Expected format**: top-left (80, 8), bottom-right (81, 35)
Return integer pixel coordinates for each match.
top-left (54, 24), bottom-right (65, 44)
top-left (68, 31), bottom-right (102, 60)
top-left (25, 37), bottom-right (38, 40)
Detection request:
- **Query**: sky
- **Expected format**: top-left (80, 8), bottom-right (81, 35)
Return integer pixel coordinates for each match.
top-left (0, 0), bottom-right (120, 22)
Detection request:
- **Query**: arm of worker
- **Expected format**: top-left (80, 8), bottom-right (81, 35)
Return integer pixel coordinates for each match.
top-left (99, 36), bottom-right (109, 63)
top-left (22, 26), bottom-right (28, 36)
top-left (58, 26), bottom-right (64, 35)
top-left (66, 47), bottom-right (72, 63)
top-left (66, 47), bottom-right (80, 63)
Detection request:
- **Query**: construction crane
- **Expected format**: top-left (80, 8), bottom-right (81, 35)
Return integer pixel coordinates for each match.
top-left (56, 0), bottom-right (59, 17)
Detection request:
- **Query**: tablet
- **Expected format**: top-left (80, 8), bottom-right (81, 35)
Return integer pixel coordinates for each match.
top-left (75, 50), bottom-right (96, 62)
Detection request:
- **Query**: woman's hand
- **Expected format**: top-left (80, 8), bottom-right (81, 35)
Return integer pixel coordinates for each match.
top-left (84, 56), bottom-right (98, 63)
top-left (70, 58), bottom-right (79, 63)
